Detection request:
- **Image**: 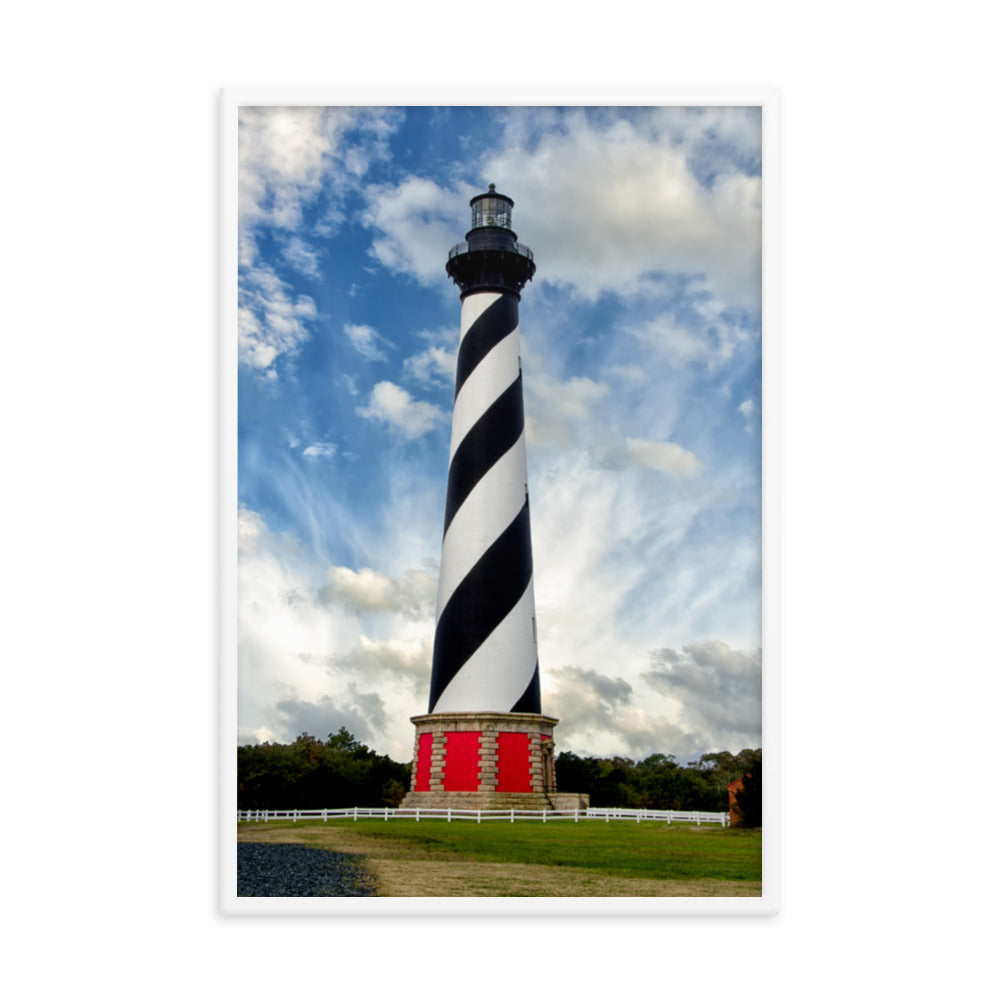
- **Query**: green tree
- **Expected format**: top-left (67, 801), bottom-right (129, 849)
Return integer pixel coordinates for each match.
top-left (325, 727), bottom-right (362, 753)
top-left (554, 747), bottom-right (763, 813)
top-left (237, 730), bottom-right (411, 809)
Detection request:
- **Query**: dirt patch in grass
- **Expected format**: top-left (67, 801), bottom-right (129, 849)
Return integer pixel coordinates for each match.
top-left (368, 859), bottom-right (759, 896)
top-left (237, 824), bottom-right (761, 898)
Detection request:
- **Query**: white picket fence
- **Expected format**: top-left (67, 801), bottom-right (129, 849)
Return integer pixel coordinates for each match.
top-left (236, 805), bottom-right (729, 826)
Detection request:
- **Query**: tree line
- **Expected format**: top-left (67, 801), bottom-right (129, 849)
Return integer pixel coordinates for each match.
top-left (556, 747), bottom-right (761, 820)
top-left (237, 730), bottom-right (761, 825)
top-left (237, 729), bottom-right (410, 810)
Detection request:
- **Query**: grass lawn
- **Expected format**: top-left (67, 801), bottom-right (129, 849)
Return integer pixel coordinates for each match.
top-left (344, 819), bottom-right (761, 881)
top-left (237, 818), bottom-right (762, 896)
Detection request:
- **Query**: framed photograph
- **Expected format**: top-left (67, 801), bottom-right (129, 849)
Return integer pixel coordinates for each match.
top-left (221, 89), bottom-right (777, 915)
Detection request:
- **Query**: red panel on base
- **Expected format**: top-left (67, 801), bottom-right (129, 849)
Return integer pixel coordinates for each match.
top-left (444, 731), bottom-right (481, 791)
top-left (496, 732), bottom-right (532, 792)
top-left (414, 732), bottom-right (433, 792)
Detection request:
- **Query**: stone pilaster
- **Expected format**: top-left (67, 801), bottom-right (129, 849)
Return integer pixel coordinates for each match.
top-left (478, 729), bottom-right (498, 793)
top-left (428, 729), bottom-right (446, 792)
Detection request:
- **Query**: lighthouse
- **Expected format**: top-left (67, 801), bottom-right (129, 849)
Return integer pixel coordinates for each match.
top-left (401, 185), bottom-right (581, 811)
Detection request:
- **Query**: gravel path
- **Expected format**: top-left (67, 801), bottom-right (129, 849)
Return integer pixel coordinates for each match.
top-left (237, 842), bottom-right (376, 897)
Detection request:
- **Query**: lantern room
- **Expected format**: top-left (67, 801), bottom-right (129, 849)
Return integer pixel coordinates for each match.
top-left (469, 183), bottom-right (513, 231)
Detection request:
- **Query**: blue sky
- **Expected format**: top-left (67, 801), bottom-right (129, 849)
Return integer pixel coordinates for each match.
top-left (237, 105), bottom-right (763, 762)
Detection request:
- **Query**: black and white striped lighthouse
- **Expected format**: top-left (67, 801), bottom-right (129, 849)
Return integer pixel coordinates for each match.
top-left (401, 186), bottom-right (581, 811)
top-left (432, 185), bottom-right (539, 716)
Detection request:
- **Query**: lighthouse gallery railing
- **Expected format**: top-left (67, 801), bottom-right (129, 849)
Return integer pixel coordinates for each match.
top-left (448, 239), bottom-right (534, 261)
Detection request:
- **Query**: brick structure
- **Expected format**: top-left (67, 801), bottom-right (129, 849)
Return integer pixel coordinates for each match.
top-left (400, 712), bottom-right (586, 811)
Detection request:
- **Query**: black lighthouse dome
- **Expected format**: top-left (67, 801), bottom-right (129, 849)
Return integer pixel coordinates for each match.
top-left (446, 184), bottom-right (535, 299)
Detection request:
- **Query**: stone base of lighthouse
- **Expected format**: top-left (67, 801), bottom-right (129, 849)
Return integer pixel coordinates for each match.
top-left (399, 712), bottom-right (588, 811)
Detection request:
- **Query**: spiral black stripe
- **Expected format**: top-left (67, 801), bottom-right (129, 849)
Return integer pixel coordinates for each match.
top-left (454, 295), bottom-right (519, 399)
top-left (510, 663), bottom-right (541, 713)
top-left (442, 374), bottom-right (524, 536)
top-left (429, 501), bottom-right (533, 711)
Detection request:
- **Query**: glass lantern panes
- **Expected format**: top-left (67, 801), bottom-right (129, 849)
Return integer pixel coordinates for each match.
top-left (471, 196), bottom-right (512, 230)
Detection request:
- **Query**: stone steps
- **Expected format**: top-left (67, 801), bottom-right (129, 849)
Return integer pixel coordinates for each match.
top-left (398, 790), bottom-right (557, 811)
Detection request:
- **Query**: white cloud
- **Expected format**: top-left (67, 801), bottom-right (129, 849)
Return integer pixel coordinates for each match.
top-left (646, 106), bottom-right (762, 179)
top-left (643, 641), bottom-right (762, 750)
top-left (403, 328), bottom-right (458, 387)
top-left (360, 109), bottom-right (760, 308)
top-left (302, 441), bottom-right (337, 460)
top-left (531, 453), bottom-right (658, 676)
top-left (239, 106), bottom-right (341, 232)
top-left (538, 641), bottom-right (760, 758)
top-left (271, 694), bottom-right (385, 745)
top-left (544, 665), bottom-right (700, 759)
top-left (523, 419), bottom-right (759, 754)
top-left (239, 106), bottom-right (400, 243)
top-left (343, 322), bottom-right (389, 362)
top-left (238, 263), bottom-right (317, 373)
top-left (297, 636), bottom-right (433, 703)
top-left (631, 314), bottom-right (712, 364)
top-left (600, 437), bottom-right (703, 478)
top-left (281, 235), bottom-right (322, 279)
top-left (319, 565), bottom-right (435, 619)
top-left (237, 107), bottom-right (403, 377)
top-left (237, 505), bottom-right (267, 555)
top-left (356, 381), bottom-right (447, 438)
top-left (337, 635), bottom-right (432, 688)
top-left (521, 345), bottom-right (701, 475)
top-left (625, 301), bottom-right (755, 372)
top-left (362, 176), bottom-right (468, 285)
top-left (523, 364), bottom-right (610, 449)
top-left (545, 665), bottom-right (632, 738)
top-left (237, 505), bottom-right (434, 759)
top-left (237, 507), bottom-right (355, 740)
top-left (238, 483), bottom-right (759, 760)
top-left (404, 344), bottom-right (455, 386)
top-left (480, 109), bottom-right (761, 306)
